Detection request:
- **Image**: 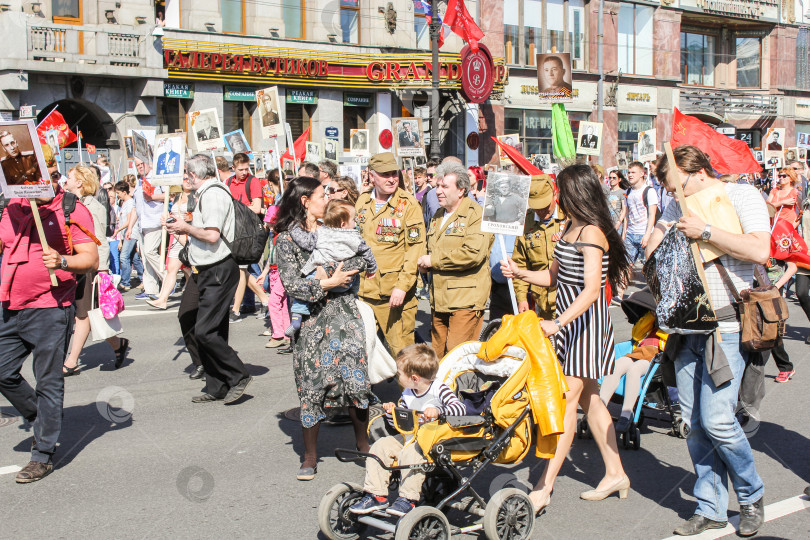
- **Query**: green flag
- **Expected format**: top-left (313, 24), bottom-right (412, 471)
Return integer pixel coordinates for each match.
top-left (551, 103), bottom-right (576, 160)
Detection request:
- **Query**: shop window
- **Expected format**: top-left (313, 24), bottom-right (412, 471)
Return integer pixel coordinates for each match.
top-left (681, 32), bottom-right (715, 87)
top-left (798, 29), bottom-right (810, 90)
top-left (515, 0), bottom-right (584, 68)
top-left (617, 3), bottom-right (653, 76)
top-left (735, 37), bottom-right (761, 89)
top-left (504, 0), bottom-right (520, 64)
top-left (343, 107), bottom-right (367, 151)
top-left (156, 98), bottom-right (188, 135)
top-left (221, 0), bottom-right (244, 34)
top-left (414, 1), bottom-right (430, 49)
top-left (52, 0), bottom-right (81, 23)
top-left (505, 108), bottom-right (588, 156)
top-left (286, 103), bottom-right (313, 146)
top-left (617, 114), bottom-right (654, 156)
top-left (341, 0), bottom-right (359, 44)
top-left (223, 101), bottom-right (255, 148)
top-left (284, 0), bottom-right (305, 40)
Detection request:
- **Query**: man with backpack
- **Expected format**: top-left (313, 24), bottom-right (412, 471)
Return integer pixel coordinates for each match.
top-left (226, 152), bottom-right (267, 322)
top-left (164, 154), bottom-right (252, 404)
top-left (624, 161), bottom-right (659, 265)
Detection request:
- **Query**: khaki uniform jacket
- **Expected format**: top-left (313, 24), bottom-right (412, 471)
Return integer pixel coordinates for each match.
top-left (427, 197), bottom-right (493, 312)
top-left (512, 214), bottom-right (562, 318)
top-left (356, 188), bottom-right (425, 300)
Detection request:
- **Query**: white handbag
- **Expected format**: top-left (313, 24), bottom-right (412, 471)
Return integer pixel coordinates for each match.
top-left (356, 299), bottom-right (396, 384)
top-left (88, 274), bottom-right (124, 341)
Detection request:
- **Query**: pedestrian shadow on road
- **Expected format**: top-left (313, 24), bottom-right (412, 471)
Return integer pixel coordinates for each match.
top-left (748, 420), bottom-right (810, 485)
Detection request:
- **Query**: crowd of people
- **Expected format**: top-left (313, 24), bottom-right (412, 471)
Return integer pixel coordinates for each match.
top-left (3, 138), bottom-right (810, 538)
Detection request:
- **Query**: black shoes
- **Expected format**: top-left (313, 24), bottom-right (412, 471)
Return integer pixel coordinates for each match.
top-left (738, 497), bottom-right (764, 537)
top-left (189, 366), bottom-right (205, 380)
top-left (16, 461), bottom-right (53, 484)
top-left (114, 338), bottom-right (129, 369)
top-left (615, 415), bottom-right (632, 433)
top-left (224, 376), bottom-right (253, 404)
top-left (278, 344), bottom-right (294, 355)
top-left (673, 514), bottom-right (727, 536)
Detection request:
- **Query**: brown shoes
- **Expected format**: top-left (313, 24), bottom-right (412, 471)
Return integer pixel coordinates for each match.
top-left (16, 461), bottom-right (53, 484)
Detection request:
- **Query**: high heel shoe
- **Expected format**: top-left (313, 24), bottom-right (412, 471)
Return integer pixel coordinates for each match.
top-left (580, 475), bottom-right (630, 501)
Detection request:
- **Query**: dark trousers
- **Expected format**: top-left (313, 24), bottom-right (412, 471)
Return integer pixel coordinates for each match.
top-left (178, 276), bottom-right (202, 369)
top-left (0, 305), bottom-right (75, 463)
top-left (489, 280), bottom-right (515, 322)
top-left (794, 273), bottom-right (810, 326)
top-left (179, 257), bottom-right (248, 397)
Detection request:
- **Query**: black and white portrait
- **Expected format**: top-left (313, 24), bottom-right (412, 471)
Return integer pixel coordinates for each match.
top-left (190, 108), bottom-right (224, 151)
top-left (257, 86), bottom-right (284, 140)
top-left (393, 118), bottom-right (424, 157)
top-left (324, 138), bottom-right (338, 161)
top-left (638, 129), bottom-right (656, 162)
top-left (224, 129), bottom-right (252, 155)
top-left (481, 172), bottom-right (531, 235)
top-left (576, 121), bottom-right (603, 157)
top-left (350, 129), bottom-right (370, 156)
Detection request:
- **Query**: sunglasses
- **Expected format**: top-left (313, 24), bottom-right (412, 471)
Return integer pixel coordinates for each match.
top-left (50, 171), bottom-right (61, 180)
top-left (326, 187), bottom-right (346, 195)
top-left (778, 174), bottom-right (788, 178)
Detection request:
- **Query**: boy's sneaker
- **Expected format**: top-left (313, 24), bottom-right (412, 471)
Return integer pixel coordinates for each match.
top-left (775, 369), bottom-right (796, 383)
top-left (134, 292), bottom-right (156, 301)
top-left (386, 496), bottom-right (416, 517)
top-left (229, 312), bottom-right (243, 324)
top-left (349, 494), bottom-right (389, 515)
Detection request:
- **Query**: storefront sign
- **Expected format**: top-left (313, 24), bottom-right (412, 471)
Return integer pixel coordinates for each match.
top-left (164, 82), bottom-right (194, 99)
top-left (325, 127), bottom-right (339, 138)
top-left (682, 0), bottom-right (778, 22)
top-left (286, 89), bottom-right (318, 104)
top-left (344, 93), bottom-right (373, 107)
top-left (162, 38), bottom-right (508, 92)
top-left (224, 86), bottom-right (256, 101)
top-left (460, 44), bottom-right (496, 104)
top-left (796, 98), bottom-right (810, 119)
top-left (617, 85), bottom-right (658, 114)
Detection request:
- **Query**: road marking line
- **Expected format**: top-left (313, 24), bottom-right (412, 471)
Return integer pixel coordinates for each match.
top-left (660, 495), bottom-right (810, 540)
top-left (119, 309), bottom-right (179, 318)
top-left (0, 465), bottom-right (22, 475)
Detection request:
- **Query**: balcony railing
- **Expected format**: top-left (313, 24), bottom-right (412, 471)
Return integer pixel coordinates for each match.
top-left (27, 21), bottom-right (147, 67)
top-left (679, 88), bottom-right (778, 117)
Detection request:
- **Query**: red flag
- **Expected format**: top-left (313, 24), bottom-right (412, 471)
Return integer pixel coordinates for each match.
top-left (491, 137), bottom-right (543, 176)
top-left (771, 219), bottom-right (810, 268)
top-left (442, 0), bottom-right (484, 52)
top-left (36, 109), bottom-right (77, 148)
top-left (86, 143), bottom-right (97, 154)
top-left (671, 109), bottom-right (760, 174)
top-left (282, 127), bottom-right (311, 163)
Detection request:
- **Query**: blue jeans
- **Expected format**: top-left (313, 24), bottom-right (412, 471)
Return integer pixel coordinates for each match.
top-left (624, 232), bottom-right (645, 264)
top-left (119, 238), bottom-right (144, 287)
top-left (674, 333), bottom-right (764, 521)
top-left (109, 240), bottom-right (120, 275)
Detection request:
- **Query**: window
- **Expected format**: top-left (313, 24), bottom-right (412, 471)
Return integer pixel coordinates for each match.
top-left (283, 0), bottom-right (305, 40)
top-left (156, 98), bottom-right (188, 135)
top-left (505, 0), bottom-right (520, 64)
top-left (681, 33), bottom-right (715, 86)
top-left (343, 108), bottom-right (367, 151)
top-left (413, 1), bottom-right (430, 49)
top-left (618, 3), bottom-right (653, 76)
top-left (286, 103), bottom-right (313, 145)
top-left (221, 0), bottom-right (244, 34)
top-left (504, 108), bottom-right (589, 155)
top-left (510, 0), bottom-right (584, 68)
top-left (799, 29), bottom-right (810, 90)
top-left (524, 0), bottom-right (541, 66)
top-left (617, 114), bottom-right (654, 155)
top-left (735, 37), bottom-right (761, 88)
top-left (223, 101), bottom-right (255, 148)
top-left (341, 0), bottom-right (359, 44)
top-left (52, 0), bottom-right (81, 23)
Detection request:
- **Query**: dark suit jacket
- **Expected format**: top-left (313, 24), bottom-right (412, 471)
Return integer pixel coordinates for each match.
top-left (262, 110), bottom-right (279, 126)
top-left (399, 130), bottom-right (420, 147)
top-left (580, 135), bottom-right (598, 149)
top-left (197, 127), bottom-right (220, 141)
top-left (768, 141), bottom-right (782, 151)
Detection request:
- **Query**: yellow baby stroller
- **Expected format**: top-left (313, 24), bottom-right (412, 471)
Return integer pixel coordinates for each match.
top-left (318, 311), bottom-right (568, 540)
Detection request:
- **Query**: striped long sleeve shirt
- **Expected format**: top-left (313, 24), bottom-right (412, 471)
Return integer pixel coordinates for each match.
top-left (391, 381), bottom-right (467, 418)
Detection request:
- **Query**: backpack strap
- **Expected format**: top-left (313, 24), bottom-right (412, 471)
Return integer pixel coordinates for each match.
top-left (713, 260), bottom-right (741, 303)
top-left (61, 192), bottom-right (102, 253)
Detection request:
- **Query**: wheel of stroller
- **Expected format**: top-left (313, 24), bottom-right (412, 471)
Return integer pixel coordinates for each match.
top-left (631, 426), bottom-right (641, 450)
top-left (620, 430), bottom-right (630, 449)
top-left (318, 482), bottom-right (367, 540)
top-left (479, 318), bottom-right (502, 341)
top-left (636, 411), bottom-right (645, 429)
top-left (394, 506), bottom-right (450, 540)
top-left (483, 488), bottom-right (535, 540)
top-left (678, 420), bottom-right (690, 439)
top-left (576, 418), bottom-right (591, 439)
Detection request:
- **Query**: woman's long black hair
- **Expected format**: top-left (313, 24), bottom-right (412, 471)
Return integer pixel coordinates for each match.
top-left (273, 176), bottom-right (321, 234)
top-left (556, 164), bottom-right (632, 290)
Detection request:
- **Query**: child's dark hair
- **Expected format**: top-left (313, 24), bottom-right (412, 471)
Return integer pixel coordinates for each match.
top-left (396, 344), bottom-right (439, 380)
top-left (323, 199), bottom-right (355, 228)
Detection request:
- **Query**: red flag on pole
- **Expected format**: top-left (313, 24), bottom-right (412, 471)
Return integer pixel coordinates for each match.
top-left (282, 127), bottom-right (310, 163)
top-left (491, 136), bottom-right (543, 176)
top-left (771, 219), bottom-right (810, 268)
top-left (86, 143), bottom-right (97, 154)
top-left (442, 0), bottom-right (484, 52)
top-left (36, 109), bottom-right (77, 148)
top-left (670, 108), bottom-right (760, 174)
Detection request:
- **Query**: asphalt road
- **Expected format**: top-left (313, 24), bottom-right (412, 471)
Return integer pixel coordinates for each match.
top-left (1, 286), bottom-right (809, 540)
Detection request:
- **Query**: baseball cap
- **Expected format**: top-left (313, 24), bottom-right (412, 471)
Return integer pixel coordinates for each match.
top-left (368, 152), bottom-right (399, 174)
top-left (528, 175), bottom-right (554, 210)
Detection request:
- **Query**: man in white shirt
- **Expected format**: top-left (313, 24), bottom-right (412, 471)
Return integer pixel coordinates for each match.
top-left (133, 158), bottom-right (165, 300)
top-left (624, 161), bottom-right (658, 265)
top-left (164, 155), bottom-right (252, 404)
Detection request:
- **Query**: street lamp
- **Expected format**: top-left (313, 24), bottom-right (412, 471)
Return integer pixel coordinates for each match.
top-left (428, 17), bottom-right (442, 161)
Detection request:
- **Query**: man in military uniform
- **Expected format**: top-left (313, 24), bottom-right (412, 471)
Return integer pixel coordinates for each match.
top-left (356, 152), bottom-right (425, 356)
top-left (1, 131), bottom-right (42, 186)
top-left (511, 175), bottom-right (562, 321)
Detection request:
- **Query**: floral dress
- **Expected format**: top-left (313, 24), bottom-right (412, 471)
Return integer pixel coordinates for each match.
top-left (276, 227), bottom-right (373, 428)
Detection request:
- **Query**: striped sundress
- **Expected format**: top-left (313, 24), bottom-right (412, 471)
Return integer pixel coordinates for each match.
top-left (553, 226), bottom-right (615, 379)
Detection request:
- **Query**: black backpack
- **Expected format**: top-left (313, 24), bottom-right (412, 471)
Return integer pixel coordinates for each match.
top-left (199, 183), bottom-right (268, 265)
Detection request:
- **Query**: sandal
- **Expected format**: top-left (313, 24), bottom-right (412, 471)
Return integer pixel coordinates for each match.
top-left (114, 338), bottom-right (130, 369)
top-left (63, 365), bottom-right (81, 377)
top-left (296, 465), bottom-right (317, 481)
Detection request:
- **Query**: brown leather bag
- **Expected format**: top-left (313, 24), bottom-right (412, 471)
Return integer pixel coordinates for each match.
top-left (715, 262), bottom-right (789, 351)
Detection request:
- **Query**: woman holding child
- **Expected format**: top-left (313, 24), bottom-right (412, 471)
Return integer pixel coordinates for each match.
top-left (275, 176), bottom-right (375, 481)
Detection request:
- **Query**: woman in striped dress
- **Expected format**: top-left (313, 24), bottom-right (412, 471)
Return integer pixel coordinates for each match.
top-left (502, 164), bottom-right (632, 514)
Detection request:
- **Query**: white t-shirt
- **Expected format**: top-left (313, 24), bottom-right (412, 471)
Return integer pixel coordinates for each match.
top-left (119, 198), bottom-right (135, 240)
top-left (134, 173), bottom-right (165, 230)
top-left (626, 185), bottom-right (658, 235)
top-left (659, 182), bottom-right (770, 334)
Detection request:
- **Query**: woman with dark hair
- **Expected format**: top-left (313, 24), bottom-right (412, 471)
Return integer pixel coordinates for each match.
top-left (502, 164), bottom-right (632, 513)
top-left (275, 176), bottom-right (373, 481)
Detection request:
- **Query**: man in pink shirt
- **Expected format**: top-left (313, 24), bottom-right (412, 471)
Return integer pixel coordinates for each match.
top-left (0, 182), bottom-right (99, 483)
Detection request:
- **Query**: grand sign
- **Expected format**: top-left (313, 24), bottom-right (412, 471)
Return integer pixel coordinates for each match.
top-left (162, 39), bottom-right (508, 92)
top-left (681, 0), bottom-right (778, 21)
